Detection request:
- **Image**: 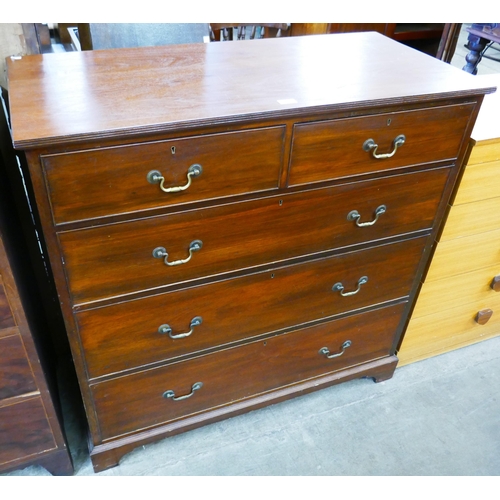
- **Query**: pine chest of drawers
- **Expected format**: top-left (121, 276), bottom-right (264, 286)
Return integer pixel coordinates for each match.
top-left (399, 74), bottom-right (500, 365)
top-left (6, 33), bottom-right (494, 472)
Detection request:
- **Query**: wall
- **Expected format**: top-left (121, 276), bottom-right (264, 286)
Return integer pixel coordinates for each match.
top-left (0, 24), bottom-right (26, 90)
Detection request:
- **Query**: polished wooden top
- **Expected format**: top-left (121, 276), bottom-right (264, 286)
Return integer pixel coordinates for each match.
top-left (471, 73), bottom-right (500, 143)
top-left (6, 32), bottom-right (496, 149)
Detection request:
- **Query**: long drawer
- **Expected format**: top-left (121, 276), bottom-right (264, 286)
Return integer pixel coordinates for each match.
top-left (425, 228), bottom-right (500, 282)
top-left (0, 282), bottom-right (15, 329)
top-left (59, 169), bottom-right (448, 304)
top-left (453, 159), bottom-right (500, 205)
top-left (0, 396), bottom-right (57, 464)
top-left (78, 236), bottom-right (426, 378)
top-left (91, 302), bottom-right (406, 440)
top-left (439, 195), bottom-right (500, 241)
top-left (288, 103), bottom-right (474, 186)
top-left (0, 334), bottom-right (37, 399)
top-left (42, 126), bottom-right (286, 224)
top-left (412, 264), bottom-right (500, 318)
top-left (400, 298), bottom-right (500, 365)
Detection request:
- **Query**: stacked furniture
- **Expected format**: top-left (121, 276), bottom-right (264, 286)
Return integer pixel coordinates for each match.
top-left (6, 33), bottom-right (494, 472)
top-left (0, 88), bottom-right (73, 475)
top-left (399, 74), bottom-right (500, 366)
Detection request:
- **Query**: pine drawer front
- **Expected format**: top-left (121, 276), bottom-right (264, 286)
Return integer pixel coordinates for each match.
top-left (399, 298), bottom-right (500, 366)
top-left (0, 334), bottom-right (37, 399)
top-left (92, 302), bottom-right (405, 440)
top-left (424, 228), bottom-right (500, 282)
top-left (0, 397), bottom-right (57, 464)
top-left (77, 237), bottom-right (426, 378)
top-left (59, 169), bottom-right (447, 305)
top-left (453, 159), bottom-right (500, 205)
top-left (439, 196), bottom-right (500, 241)
top-left (288, 103), bottom-right (475, 186)
top-left (42, 127), bottom-right (285, 224)
top-left (411, 263), bottom-right (500, 318)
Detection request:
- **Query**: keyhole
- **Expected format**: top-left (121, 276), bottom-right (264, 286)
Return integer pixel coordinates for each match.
top-left (279, 199), bottom-right (283, 206)
top-left (387, 119), bottom-right (392, 126)
top-left (271, 273), bottom-right (275, 278)
top-left (171, 146), bottom-right (176, 154)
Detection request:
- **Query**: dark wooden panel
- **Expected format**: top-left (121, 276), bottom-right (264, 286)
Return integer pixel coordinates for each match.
top-left (289, 104), bottom-right (475, 186)
top-left (0, 283), bottom-right (15, 329)
top-left (0, 397), bottom-right (56, 464)
top-left (92, 302), bottom-right (405, 439)
top-left (42, 127), bottom-right (285, 224)
top-left (60, 169), bottom-right (446, 305)
top-left (0, 334), bottom-right (37, 399)
top-left (77, 237), bottom-right (425, 377)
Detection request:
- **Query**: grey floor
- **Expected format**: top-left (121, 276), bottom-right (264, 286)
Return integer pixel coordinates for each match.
top-left (4, 24), bottom-right (500, 478)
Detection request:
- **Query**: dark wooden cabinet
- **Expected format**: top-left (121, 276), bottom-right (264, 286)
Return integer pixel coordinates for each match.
top-left (0, 129), bottom-right (73, 475)
top-left (6, 33), bottom-right (494, 473)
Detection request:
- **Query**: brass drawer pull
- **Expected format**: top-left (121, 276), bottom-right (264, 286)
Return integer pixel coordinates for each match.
top-left (319, 340), bottom-right (352, 359)
top-left (152, 240), bottom-right (203, 266)
top-left (147, 163), bottom-right (202, 193)
top-left (332, 276), bottom-right (368, 297)
top-left (347, 205), bottom-right (386, 227)
top-left (163, 382), bottom-right (203, 401)
top-left (363, 134), bottom-right (406, 159)
top-left (158, 316), bottom-right (203, 339)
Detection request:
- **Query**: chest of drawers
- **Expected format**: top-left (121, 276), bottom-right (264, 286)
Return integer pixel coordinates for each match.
top-left (399, 74), bottom-right (500, 365)
top-left (6, 33), bottom-right (494, 472)
top-left (0, 89), bottom-right (72, 475)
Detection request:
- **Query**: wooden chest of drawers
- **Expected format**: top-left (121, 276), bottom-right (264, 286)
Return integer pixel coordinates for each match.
top-left (400, 74), bottom-right (500, 365)
top-left (6, 33), bottom-right (494, 472)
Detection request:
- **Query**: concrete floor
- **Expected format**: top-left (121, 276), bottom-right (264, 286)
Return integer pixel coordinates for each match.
top-left (3, 23), bottom-right (500, 478)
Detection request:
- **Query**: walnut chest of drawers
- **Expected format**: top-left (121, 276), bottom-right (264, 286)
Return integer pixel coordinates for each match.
top-left (399, 73), bottom-right (500, 365)
top-left (6, 33), bottom-right (494, 472)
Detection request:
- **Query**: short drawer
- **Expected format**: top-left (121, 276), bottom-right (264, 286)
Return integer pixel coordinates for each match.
top-left (288, 103), bottom-right (474, 186)
top-left (0, 396), bottom-right (56, 464)
top-left (399, 298), bottom-right (500, 366)
top-left (0, 283), bottom-right (15, 330)
top-left (425, 228), bottom-right (500, 282)
top-left (77, 237), bottom-right (426, 378)
top-left (0, 334), bottom-right (37, 400)
top-left (91, 302), bottom-right (405, 439)
top-left (42, 127), bottom-right (285, 224)
top-left (60, 169), bottom-right (447, 304)
top-left (412, 263), bottom-right (500, 319)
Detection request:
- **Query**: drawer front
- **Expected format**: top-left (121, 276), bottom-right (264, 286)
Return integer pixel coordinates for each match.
top-left (426, 228), bottom-right (500, 282)
top-left (454, 159), bottom-right (500, 205)
top-left (0, 283), bottom-right (15, 330)
top-left (42, 127), bottom-right (285, 224)
top-left (0, 334), bottom-right (37, 400)
top-left (412, 263), bottom-right (500, 319)
top-left (92, 302), bottom-right (405, 439)
top-left (78, 237), bottom-right (426, 378)
top-left (440, 196), bottom-right (500, 241)
top-left (60, 169), bottom-right (446, 304)
top-left (400, 299), bottom-right (500, 366)
top-left (288, 103), bottom-right (474, 186)
top-left (0, 397), bottom-right (56, 464)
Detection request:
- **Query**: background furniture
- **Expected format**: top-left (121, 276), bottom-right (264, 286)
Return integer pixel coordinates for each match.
top-left (0, 88), bottom-right (73, 475)
top-left (463, 24), bottom-right (500, 74)
top-left (399, 73), bottom-right (500, 365)
top-left (6, 33), bottom-right (493, 473)
top-left (209, 24), bottom-right (290, 41)
top-left (290, 23), bottom-right (460, 60)
top-left (58, 23), bottom-right (210, 51)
